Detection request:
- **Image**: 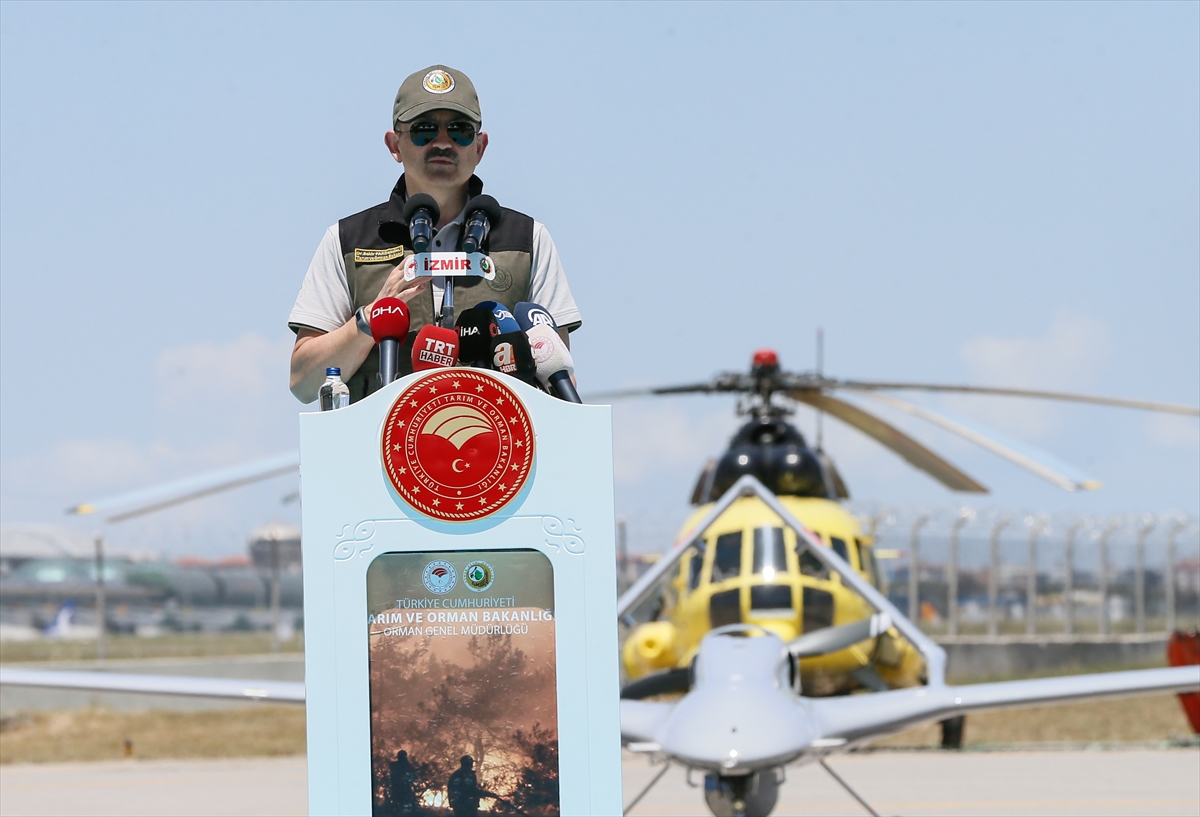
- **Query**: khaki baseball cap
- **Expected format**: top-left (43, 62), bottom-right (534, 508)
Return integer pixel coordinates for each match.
top-left (393, 65), bottom-right (481, 127)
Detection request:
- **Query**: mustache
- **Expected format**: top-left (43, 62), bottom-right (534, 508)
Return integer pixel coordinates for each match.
top-left (425, 148), bottom-right (459, 164)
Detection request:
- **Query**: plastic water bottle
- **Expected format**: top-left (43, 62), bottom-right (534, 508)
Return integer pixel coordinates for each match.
top-left (318, 367), bottom-right (350, 411)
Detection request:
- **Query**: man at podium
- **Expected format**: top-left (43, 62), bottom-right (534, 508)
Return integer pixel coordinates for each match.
top-left (287, 64), bottom-right (582, 404)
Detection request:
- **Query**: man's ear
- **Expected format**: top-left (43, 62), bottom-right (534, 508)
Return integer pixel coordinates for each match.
top-left (384, 130), bottom-right (404, 164)
top-left (475, 131), bottom-right (489, 163)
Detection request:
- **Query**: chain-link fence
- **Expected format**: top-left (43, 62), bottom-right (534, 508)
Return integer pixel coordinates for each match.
top-left (852, 507), bottom-right (1200, 638)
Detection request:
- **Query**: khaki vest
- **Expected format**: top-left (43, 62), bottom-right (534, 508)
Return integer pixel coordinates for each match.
top-left (337, 176), bottom-right (533, 403)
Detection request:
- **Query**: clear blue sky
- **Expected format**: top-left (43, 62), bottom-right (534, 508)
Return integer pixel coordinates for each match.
top-left (2, 1), bottom-right (1196, 556)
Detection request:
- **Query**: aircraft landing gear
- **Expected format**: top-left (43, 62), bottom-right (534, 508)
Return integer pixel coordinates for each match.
top-left (703, 771), bottom-right (780, 817)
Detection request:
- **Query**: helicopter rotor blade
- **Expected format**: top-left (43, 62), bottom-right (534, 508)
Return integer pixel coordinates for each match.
top-left (845, 389), bottom-right (1102, 492)
top-left (583, 383), bottom-right (717, 401)
top-left (790, 391), bottom-right (988, 493)
top-left (836, 381), bottom-right (1200, 417)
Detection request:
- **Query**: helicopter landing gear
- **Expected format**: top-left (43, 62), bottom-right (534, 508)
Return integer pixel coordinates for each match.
top-left (702, 770), bottom-right (780, 817)
top-left (940, 715), bottom-right (967, 748)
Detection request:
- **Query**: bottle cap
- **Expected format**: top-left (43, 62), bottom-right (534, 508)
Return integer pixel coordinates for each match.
top-left (326, 367), bottom-right (341, 376)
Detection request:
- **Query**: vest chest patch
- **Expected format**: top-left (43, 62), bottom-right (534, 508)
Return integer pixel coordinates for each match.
top-left (354, 246), bottom-right (406, 264)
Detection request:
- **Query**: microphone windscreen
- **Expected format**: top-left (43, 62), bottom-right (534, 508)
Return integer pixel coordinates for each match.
top-left (402, 193), bottom-right (441, 226)
top-left (490, 331), bottom-right (537, 383)
top-left (412, 325), bottom-right (461, 371)
top-left (463, 194), bottom-right (502, 224)
top-left (476, 300), bottom-right (520, 334)
top-left (369, 298), bottom-right (411, 341)
top-left (525, 324), bottom-right (574, 384)
top-left (514, 302), bottom-right (558, 332)
top-left (455, 307), bottom-right (498, 365)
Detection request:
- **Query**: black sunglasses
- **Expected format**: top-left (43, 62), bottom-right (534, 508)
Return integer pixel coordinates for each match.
top-left (400, 120), bottom-right (477, 147)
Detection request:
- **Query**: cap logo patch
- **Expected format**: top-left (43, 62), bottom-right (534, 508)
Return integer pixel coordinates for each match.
top-left (423, 70), bottom-right (455, 94)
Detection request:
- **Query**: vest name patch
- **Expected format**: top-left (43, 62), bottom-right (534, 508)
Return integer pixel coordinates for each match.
top-left (354, 246), bottom-right (406, 264)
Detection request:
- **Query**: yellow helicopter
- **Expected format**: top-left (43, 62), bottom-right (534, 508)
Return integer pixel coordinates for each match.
top-left (603, 347), bottom-right (1199, 702)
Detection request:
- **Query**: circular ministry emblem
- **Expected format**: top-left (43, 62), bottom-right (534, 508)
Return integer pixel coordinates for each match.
top-left (463, 560), bottom-right (495, 592)
top-left (423, 70), bottom-right (455, 94)
top-left (382, 370), bottom-right (535, 522)
top-left (488, 266), bottom-right (512, 292)
top-left (423, 560), bottom-right (457, 594)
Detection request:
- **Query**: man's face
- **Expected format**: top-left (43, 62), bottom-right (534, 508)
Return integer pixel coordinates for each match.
top-left (386, 109), bottom-right (487, 190)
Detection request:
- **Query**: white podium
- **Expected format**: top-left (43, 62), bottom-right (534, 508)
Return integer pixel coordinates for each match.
top-left (299, 368), bottom-right (622, 816)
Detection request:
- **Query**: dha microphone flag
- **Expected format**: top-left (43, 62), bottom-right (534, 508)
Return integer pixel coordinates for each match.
top-left (526, 323), bottom-right (582, 403)
top-left (412, 325), bottom-right (460, 371)
top-left (455, 307), bottom-right (498, 367)
top-left (490, 332), bottom-right (537, 384)
top-left (514, 302), bottom-right (558, 331)
top-left (477, 300), bottom-right (521, 334)
top-left (369, 298), bottom-right (411, 386)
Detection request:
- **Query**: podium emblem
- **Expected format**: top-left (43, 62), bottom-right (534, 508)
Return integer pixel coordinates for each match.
top-left (382, 370), bottom-right (535, 522)
top-left (422, 560), bottom-right (457, 593)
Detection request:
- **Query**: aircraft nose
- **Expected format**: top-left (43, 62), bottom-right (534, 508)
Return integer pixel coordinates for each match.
top-left (657, 681), bottom-right (817, 771)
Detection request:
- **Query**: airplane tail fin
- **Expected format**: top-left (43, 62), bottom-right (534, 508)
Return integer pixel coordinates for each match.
top-left (42, 600), bottom-right (76, 637)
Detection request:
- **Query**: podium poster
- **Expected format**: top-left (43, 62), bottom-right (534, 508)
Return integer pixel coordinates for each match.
top-left (300, 369), bottom-right (622, 816)
top-left (367, 549), bottom-right (560, 814)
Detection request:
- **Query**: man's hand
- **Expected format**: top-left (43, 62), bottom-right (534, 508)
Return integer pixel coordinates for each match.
top-left (289, 264), bottom-right (430, 403)
top-left (374, 263), bottom-right (430, 306)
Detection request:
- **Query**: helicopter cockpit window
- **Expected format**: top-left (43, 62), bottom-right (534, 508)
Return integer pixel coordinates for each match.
top-left (857, 539), bottom-right (878, 584)
top-left (752, 527), bottom-right (787, 581)
top-left (710, 532), bottom-right (743, 583)
top-left (830, 536), bottom-right (850, 566)
top-left (687, 549), bottom-right (704, 591)
top-left (796, 531), bottom-right (830, 580)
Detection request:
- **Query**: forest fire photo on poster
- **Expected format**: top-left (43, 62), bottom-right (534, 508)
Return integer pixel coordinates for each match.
top-left (367, 549), bottom-right (560, 816)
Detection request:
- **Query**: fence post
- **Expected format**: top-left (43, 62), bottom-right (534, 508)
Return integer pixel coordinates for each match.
top-left (1064, 520), bottom-right (1082, 636)
top-left (1135, 516), bottom-right (1155, 635)
top-left (947, 509), bottom-right (974, 637)
top-left (1098, 521), bottom-right (1117, 636)
top-left (988, 517), bottom-right (1009, 638)
top-left (1025, 516), bottom-right (1046, 636)
top-left (1164, 517), bottom-right (1185, 634)
top-left (908, 514), bottom-right (930, 626)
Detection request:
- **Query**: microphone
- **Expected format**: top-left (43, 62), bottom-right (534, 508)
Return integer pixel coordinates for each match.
top-left (526, 323), bottom-right (582, 403)
top-left (477, 300), bottom-right (521, 334)
top-left (368, 298), bottom-right (411, 387)
top-left (461, 195), bottom-right (501, 254)
top-left (403, 194), bottom-right (441, 253)
top-left (490, 332), bottom-right (537, 384)
top-left (455, 307), bottom-right (499, 367)
top-left (412, 325), bottom-right (461, 371)
top-left (513, 301), bottom-right (558, 331)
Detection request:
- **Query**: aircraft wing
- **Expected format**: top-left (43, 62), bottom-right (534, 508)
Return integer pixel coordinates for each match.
top-left (810, 665), bottom-right (1200, 744)
top-left (0, 668), bottom-right (305, 704)
top-left (66, 451), bottom-right (300, 522)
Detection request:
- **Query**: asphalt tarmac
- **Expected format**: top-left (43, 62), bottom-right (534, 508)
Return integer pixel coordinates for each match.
top-left (0, 748), bottom-right (1196, 817)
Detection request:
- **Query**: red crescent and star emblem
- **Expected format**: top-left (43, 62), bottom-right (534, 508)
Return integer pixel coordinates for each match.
top-left (381, 370), bottom-right (535, 522)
